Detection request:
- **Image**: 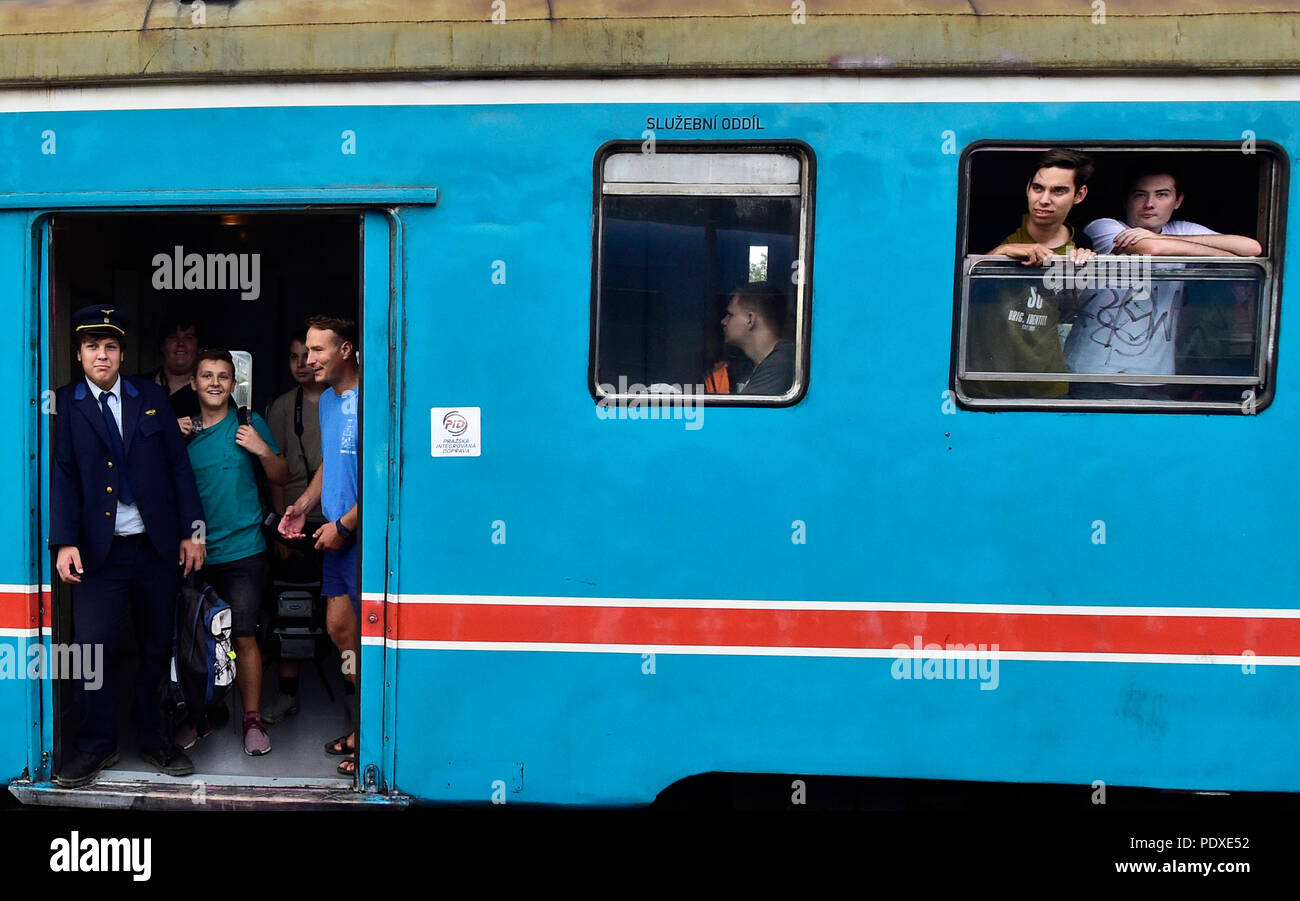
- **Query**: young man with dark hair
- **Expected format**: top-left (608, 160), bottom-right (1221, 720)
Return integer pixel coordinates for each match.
top-left (51, 306), bottom-right (207, 787)
top-left (988, 149), bottom-right (1096, 265)
top-left (1064, 165), bottom-right (1262, 390)
top-left (148, 316), bottom-right (202, 424)
top-left (720, 282), bottom-right (795, 396)
top-left (278, 315), bottom-right (360, 776)
top-left (176, 348), bottom-right (288, 755)
top-left (966, 149), bottom-right (1098, 398)
top-left (262, 331), bottom-right (326, 723)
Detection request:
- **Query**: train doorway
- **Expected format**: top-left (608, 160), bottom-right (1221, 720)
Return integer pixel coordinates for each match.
top-left (42, 211), bottom-right (372, 803)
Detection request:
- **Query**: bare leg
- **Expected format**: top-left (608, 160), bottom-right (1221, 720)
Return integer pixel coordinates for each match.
top-left (325, 595), bottom-right (358, 755)
top-left (233, 636), bottom-right (263, 714)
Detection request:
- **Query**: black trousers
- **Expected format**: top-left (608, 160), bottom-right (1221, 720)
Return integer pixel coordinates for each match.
top-left (71, 534), bottom-right (178, 755)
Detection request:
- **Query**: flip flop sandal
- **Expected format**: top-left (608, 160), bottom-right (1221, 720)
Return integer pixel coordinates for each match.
top-left (324, 734), bottom-right (355, 756)
top-left (337, 754), bottom-right (357, 777)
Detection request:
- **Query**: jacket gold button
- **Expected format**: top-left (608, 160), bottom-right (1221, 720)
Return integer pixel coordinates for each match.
top-left (104, 511), bottom-right (111, 517)
top-left (107, 462), bottom-right (114, 468)
top-left (106, 487), bottom-right (113, 493)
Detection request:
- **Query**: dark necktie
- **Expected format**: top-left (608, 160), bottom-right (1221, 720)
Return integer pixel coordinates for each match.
top-left (99, 390), bottom-right (135, 506)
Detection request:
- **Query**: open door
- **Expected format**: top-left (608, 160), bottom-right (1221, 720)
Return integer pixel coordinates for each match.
top-left (11, 207), bottom-right (403, 809)
top-left (357, 209), bottom-right (397, 794)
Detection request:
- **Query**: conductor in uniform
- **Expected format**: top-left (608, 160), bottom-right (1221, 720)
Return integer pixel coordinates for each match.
top-left (50, 306), bottom-right (207, 787)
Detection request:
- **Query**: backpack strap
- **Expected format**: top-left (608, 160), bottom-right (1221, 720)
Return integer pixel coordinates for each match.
top-left (292, 387), bottom-right (316, 480)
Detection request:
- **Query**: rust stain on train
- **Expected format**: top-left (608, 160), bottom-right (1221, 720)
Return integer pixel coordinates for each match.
top-left (0, 1), bottom-right (1297, 84)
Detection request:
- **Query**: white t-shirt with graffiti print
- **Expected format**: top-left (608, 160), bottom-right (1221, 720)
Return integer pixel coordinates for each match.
top-left (1064, 218), bottom-right (1217, 376)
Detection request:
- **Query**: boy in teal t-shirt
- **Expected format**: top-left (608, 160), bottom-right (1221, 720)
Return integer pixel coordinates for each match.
top-left (178, 350), bottom-right (288, 756)
top-left (187, 407), bottom-right (280, 564)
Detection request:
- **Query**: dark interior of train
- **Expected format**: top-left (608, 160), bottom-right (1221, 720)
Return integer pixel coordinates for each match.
top-left (965, 148), bottom-right (1273, 257)
top-left (598, 195), bottom-right (801, 390)
top-left (49, 212), bottom-right (362, 788)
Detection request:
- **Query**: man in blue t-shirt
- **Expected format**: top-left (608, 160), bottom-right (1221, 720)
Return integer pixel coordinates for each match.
top-left (278, 315), bottom-right (360, 777)
top-left (181, 349), bottom-right (288, 756)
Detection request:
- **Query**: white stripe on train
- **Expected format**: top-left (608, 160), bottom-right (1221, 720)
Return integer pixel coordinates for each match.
top-left (366, 638), bottom-right (1298, 665)
top-left (373, 593), bottom-right (1300, 619)
top-left (2, 76), bottom-right (1300, 113)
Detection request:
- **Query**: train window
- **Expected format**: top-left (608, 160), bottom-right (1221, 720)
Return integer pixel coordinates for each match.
top-left (954, 144), bottom-right (1285, 412)
top-left (591, 143), bottom-right (814, 405)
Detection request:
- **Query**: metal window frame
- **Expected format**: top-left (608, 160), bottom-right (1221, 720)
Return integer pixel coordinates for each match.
top-left (958, 256), bottom-right (1270, 385)
top-left (589, 139), bottom-right (815, 408)
top-left (950, 140), bottom-right (1288, 415)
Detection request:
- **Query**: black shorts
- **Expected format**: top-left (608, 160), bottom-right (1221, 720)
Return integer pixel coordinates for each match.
top-left (203, 551), bottom-right (269, 639)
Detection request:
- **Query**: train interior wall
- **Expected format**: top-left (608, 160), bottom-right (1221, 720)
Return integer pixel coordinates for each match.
top-left (965, 149), bottom-right (1269, 257)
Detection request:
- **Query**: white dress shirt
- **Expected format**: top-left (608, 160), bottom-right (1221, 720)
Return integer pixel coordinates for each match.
top-left (86, 376), bottom-right (145, 537)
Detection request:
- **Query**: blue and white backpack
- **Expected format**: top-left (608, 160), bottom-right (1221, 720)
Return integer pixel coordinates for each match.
top-left (172, 575), bottom-right (236, 711)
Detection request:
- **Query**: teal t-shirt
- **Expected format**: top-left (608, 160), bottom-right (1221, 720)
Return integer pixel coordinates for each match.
top-left (186, 407), bottom-right (281, 565)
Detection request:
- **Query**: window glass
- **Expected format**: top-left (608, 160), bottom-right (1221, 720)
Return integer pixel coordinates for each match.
top-left (593, 147), bottom-right (810, 402)
top-left (962, 261), bottom-right (1266, 403)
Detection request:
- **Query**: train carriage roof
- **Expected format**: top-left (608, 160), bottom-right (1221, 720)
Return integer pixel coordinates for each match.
top-left (2, 0), bottom-right (1300, 85)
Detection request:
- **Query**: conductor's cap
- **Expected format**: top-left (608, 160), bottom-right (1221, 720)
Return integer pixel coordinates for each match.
top-left (72, 305), bottom-right (130, 338)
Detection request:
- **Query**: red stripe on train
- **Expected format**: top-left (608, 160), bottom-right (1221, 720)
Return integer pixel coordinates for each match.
top-left (0, 589), bottom-right (42, 632)
top-left (379, 602), bottom-right (1300, 656)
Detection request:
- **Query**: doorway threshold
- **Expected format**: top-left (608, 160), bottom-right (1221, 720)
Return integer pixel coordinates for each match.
top-left (9, 772), bottom-right (405, 810)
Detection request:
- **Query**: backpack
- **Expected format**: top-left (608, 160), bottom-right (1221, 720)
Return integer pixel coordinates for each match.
top-left (173, 574), bottom-right (236, 711)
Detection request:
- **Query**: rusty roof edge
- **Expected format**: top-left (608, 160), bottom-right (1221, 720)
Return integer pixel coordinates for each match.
top-left (3, 14), bottom-right (1300, 87)
top-left (6, 66), bottom-right (1299, 93)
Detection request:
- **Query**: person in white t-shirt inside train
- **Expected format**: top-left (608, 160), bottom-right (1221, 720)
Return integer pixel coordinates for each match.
top-left (1064, 165), bottom-right (1262, 398)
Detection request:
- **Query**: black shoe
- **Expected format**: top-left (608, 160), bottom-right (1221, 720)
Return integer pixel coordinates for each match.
top-left (54, 748), bottom-right (119, 788)
top-left (141, 744), bottom-right (194, 777)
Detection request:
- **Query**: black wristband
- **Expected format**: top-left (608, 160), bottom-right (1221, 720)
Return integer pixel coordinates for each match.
top-left (335, 518), bottom-right (354, 539)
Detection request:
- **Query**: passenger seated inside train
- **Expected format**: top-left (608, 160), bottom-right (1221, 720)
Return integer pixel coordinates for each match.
top-left (1064, 163), bottom-right (1262, 400)
top-left (706, 282), bottom-right (795, 396)
top-left (965, 148), bottom-right (1096, 398)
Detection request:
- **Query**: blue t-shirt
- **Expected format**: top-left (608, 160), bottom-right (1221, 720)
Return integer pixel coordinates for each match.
top-left (320, 386), bottom-right (358, 523)
top-left (186, 407), bottom-right (280, 565)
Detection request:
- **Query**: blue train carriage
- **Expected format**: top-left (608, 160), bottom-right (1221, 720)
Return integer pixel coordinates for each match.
top-left (0, 1), bottom-right (1298, 809)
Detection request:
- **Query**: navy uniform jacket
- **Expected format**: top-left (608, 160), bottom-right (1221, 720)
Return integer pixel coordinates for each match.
top-left (50, 376), bottom-right (206, 572)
